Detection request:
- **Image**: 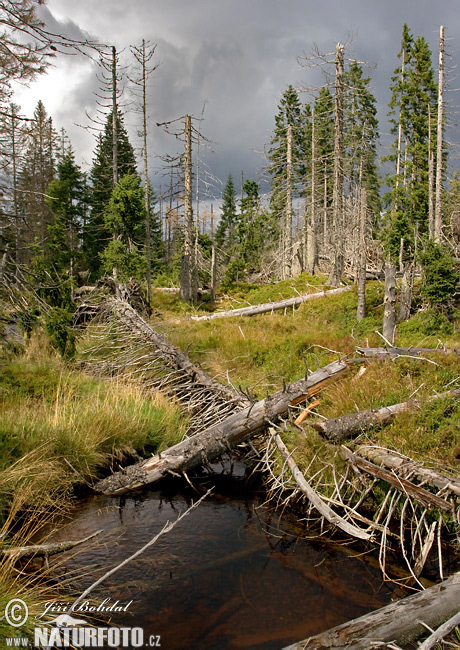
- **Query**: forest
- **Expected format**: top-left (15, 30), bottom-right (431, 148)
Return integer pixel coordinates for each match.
top-left (0, 2), bottom-right (459, 649)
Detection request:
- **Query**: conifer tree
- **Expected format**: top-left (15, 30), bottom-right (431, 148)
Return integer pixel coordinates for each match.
top-left (215, 174), bottom-right (237, 249)
top-left (45, 144), bottom-right (85, 277)
top-left (84, 110), bottom-right (138, 277)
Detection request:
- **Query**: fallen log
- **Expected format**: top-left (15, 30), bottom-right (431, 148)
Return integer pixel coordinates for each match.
top-left (94, 359), bottom-right (349, 495)
top-left (418, 610), bottom-right (460, 650)
top-left (191, 286), bottom-right (351, 321)
top-left (356, 345), bottom-right (460, 358)
top-left (272, 432), bottom-right (371, 540)
top-left (313, 388), bottom-right (460, 444)
top-left (283, 572), bottom-right (460, 650)
top-left (341, 447), bottom-right (453, 512)
top-left (357, 445), bottom-right (460, 498)
top-left (2, 530), bottom-right (102, 560)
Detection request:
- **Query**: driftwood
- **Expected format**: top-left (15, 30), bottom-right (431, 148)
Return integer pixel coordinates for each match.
top-left (284, 572), bottom-right (460, 650)
top-left (314, 389), bottom-right (460, 443)
top-left (357, 445), bottom-right (460, 498)
top-left (272, 432), bottom-right (371, 540)
top-left (2, 530), bottom-right (102, 560)
top-left (341, 447), bottom-right (453, 512)
top-left (191, 286), bottom-right (351, 321)
top-left (356, 345), bottom-right (460, 359)
top-left (94, 359), bottom-right (349, 495)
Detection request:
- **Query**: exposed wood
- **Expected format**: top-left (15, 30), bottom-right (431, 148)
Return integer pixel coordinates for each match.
top-left (294, 399), bottom-right (320, 425)
top-left (434, 25), bottom-right (445, 242)
top-left (272, 431), bottom-right (372, 540)
top-left (341, 447), bottom-right (453, 512)
top-left (2, 531), bottom-right (102, 560)
top-left (356, 445), bottom-right (460, 498)
top-left (356, 345), bottom-right (460, 358)
top-left (191, 286), bottom-right (352, 321)
top-left (284, 572), bottom-right (460, 650)
top-left (383, 261), bottom-right (396, 345)
top-left (313, 388), bottom-right (460, 444)
top-left (94, 359), bottom-right (349, 495)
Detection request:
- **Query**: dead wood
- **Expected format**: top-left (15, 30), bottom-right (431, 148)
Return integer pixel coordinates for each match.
top-left (314, 389), bottom-right (460, 444)
top-left (356, 445), bottom-right (460, 498)
top-left (341, 447), bottom-right (453, 512)
top-left (284, 572), bottom-right (460, 650)
top-left (191, 286), bottom-right (352, 321)
top-left (94, 359), bottom-right (349, 495)
top-left (418, 611), bottom-right (460, 650)
top-left (2, 530), bottom-right (102, 560)
top-left (356, 345), bottom-right (460, 358)
top-left (272, 431), bottom-right (372, 540)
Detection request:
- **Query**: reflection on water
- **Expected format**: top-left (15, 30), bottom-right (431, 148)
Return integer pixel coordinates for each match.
top-left (50, 463), bottom-right (394, 649)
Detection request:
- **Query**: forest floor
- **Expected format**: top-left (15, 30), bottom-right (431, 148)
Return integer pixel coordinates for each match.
top-left (0, 272), bottom-right (459, 645)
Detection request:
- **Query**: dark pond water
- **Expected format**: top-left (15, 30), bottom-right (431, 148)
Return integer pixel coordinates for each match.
top-left (48, 462), bottom-right (396, 649)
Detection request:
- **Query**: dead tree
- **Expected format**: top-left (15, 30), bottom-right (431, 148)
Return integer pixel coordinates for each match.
top-left (382, 261), bottom-right (396, 344)
top-left (130, 39), bottom-right (159, 304)
top-left (94, 359), bottom-right (349, 495)
top-left (356, 188), bottom-right (367, 321)
top-left (434, 26), bottom-right (445, 242)
top-left (328, 43), bottom-right (345, 287)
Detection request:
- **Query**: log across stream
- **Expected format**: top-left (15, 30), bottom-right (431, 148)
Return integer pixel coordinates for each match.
top-left (47, 462), bottom-right (398, 650)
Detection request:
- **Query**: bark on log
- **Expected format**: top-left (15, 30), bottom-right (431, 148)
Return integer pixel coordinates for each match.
top-left (356, 445), bottom-right (460, 498)
top-left (341, 447), bottom-right (453, 512)
top-left (94, 359), bottom-right (349, 495)
top-left (191, 286), bottom-right (351, 321)
top-left (272, 432), bottom-right (371, 540)
top-left (356, 345), bottom-right (460, 358)
top-left (314, 389), bottom-right (460, 444)
top-left (284, 572), bottom-right (460, 650)
top-left (2, 531), bottom-right (102, 560)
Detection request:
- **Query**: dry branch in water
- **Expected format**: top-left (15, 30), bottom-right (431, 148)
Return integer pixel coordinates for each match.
top-left (1, 531), bottom-right (102, 561)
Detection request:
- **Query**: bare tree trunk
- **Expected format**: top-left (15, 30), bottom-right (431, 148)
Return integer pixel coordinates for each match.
top-left (428, 106), bottom-right (435, 239)
top-left (112, 46), bottom-right (118, 187)
top-left (435, 25), bottom-right (445, 242)
top-left (305, 106), bottom-right (317, 274)
top-left (180, 115), bottom-right (195, 301)
top-left (283, 123), bottom-right (293, 279)
top-left (328, 43), bottom-right (344, 286)
top-left (356, 188), bottom-right (367, 321)
top-left (383, 261), bottom-right (396, 344)
top-left (398, 261), bottom-right (413, 323)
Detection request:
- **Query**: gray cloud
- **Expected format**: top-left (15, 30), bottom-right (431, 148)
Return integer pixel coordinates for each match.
top-left (16, 0), bottom-right (460, 197)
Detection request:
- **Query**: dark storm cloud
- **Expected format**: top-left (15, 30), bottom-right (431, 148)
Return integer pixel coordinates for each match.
top-left (25, 0), bottom-right (460, 194)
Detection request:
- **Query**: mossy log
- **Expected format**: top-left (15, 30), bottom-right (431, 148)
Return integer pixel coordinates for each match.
top-left (284, 572), bottom-right (460, 650)
top-left (94, 359), bottom-right (349, 495)
top-left (191, 286), bottom-right (351, 321)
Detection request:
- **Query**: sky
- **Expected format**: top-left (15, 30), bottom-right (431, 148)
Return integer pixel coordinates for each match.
top-left (10, 0), bottom-right (460, 201)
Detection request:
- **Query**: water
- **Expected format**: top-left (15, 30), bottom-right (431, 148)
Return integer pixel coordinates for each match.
top-left (48, 462), bottom-right (395, 649)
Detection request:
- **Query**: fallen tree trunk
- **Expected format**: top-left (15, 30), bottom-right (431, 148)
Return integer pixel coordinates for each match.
top-left (356, 345), bottom-right (460, 358)
top-left (341, 446), bottom-right (453, 512)
top-left (94, 359), bottom-right (349, 495)
top-left (418, 611), bottom-right (460, 650)
top-left (104, 298), bottom-right (244, 406)
top-left (191, 286), bottom-right (351, 321)
top-left (284, 572), bottom-right (460, 650)
top-left (272, 432), bottom-right (371, 540)
top-left (2, 531), bottom-right (102, 560)
top-left (357, 445), bottom-right (460, 498)
top-left (314, 388), bottom-right (460, 443)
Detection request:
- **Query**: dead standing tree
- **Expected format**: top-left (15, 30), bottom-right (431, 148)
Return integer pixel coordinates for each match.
top-left (129, 39), bottom-right (159, 304)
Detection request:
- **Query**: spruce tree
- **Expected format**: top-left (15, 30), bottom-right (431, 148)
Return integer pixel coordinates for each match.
top-left (215, 174), bottom-right (237, 249)
top-left (45, 145), bottom-right (85, 276)
top-left (85, 110), bottom-right (138, 277)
